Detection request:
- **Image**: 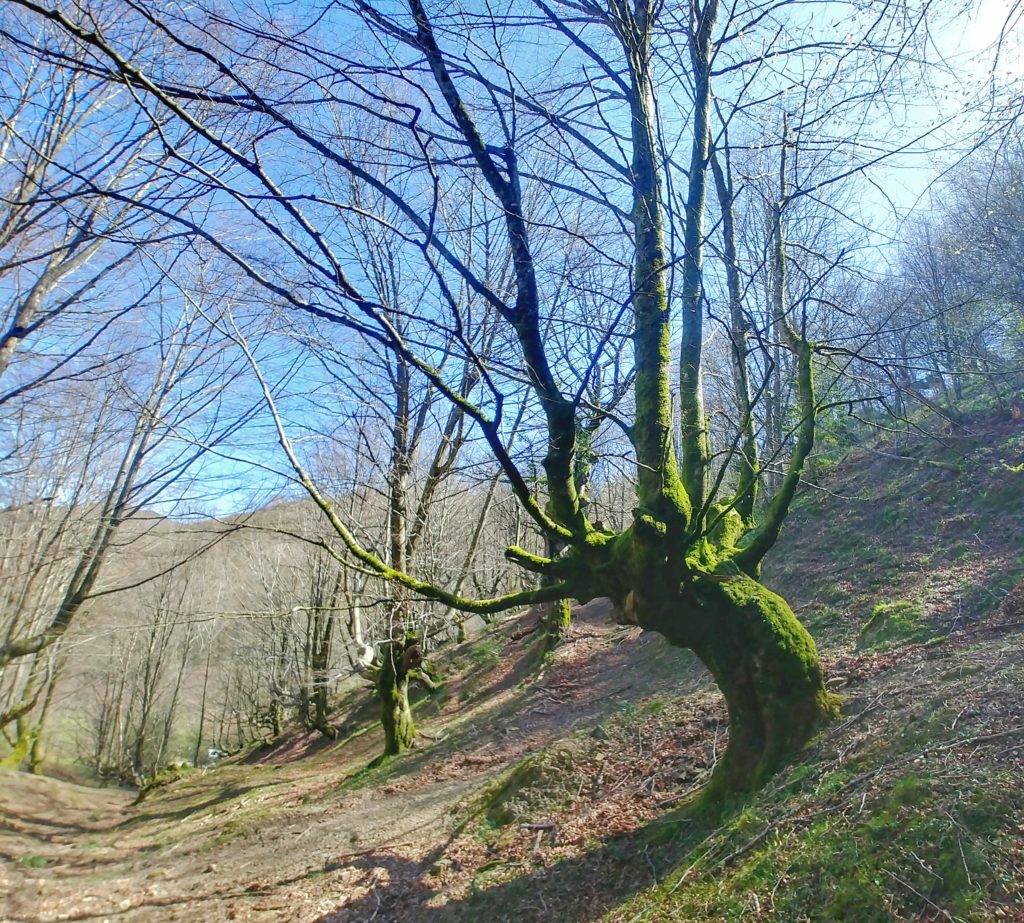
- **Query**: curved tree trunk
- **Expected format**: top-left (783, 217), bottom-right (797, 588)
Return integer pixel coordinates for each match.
top-left (606, 551), bottom-right (838, 795)
top-left (680, 575), bottom-right (838, 794)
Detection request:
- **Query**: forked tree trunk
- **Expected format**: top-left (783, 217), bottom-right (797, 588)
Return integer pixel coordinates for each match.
top-left (682, 574), bottom-right (839, 794)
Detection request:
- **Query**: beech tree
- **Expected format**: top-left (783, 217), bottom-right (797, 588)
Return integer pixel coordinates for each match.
top-left (11, 0), bottom-right (943, 792)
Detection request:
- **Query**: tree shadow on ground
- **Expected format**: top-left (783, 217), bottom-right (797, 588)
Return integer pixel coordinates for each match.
top-left (315, 801), bottom-right (727, 923)
top-left (0, 808), bottom-right (110, 838)
top-left (36, 869), bottom-right (320, 923)
top-left (313, 849), bottom-right (446, 923)
top-left (118, 783), bottom-right (268, 826)
top-left (352, 613), bottom-right (705, 793)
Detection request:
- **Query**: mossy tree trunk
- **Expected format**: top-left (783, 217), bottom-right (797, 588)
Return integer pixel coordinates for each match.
top-left (0, 725), bottom-right (35, 770)
top-left (541, 597), bottom-right (571, 651)
top-left (677, 0), bottom-right (716, 516)
top-left (376, 636), bottom-right (438, 756)
top-left (31, 650), bottom-right (63, 774)
top-left (604, 558), bottom-right (838, 793)
top-left (544, 1), bottom-right (838, 794)
top-left (378, 644), bottom-right (416, 756)
top-left (539, 522), bottom-right (572, 651)
top-left (312, 681), bottom-right (336, 740)
top-left (685, 576), bottom-right (839, 793)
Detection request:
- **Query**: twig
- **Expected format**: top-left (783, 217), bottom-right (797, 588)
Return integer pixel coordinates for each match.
top-left (920, 725), bottom-right (1024, 757)
top-left (820, 692), bottom-right (886, 742)
top-left (958, 837), bottom-right (973, 888)
top-left (882, 868), bottom-right (960, 922)
top-left (643, 844), bottom-right (658, 884)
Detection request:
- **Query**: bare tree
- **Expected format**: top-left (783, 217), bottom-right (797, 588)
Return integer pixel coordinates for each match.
top-left (0, 18), bottom-right (188, 397)
top-left (88, 572), bottom-right (195, 784)
top-left (0, 278), bottom-right (245, 759)
top-left (11, 0), bottom-right (949, 794)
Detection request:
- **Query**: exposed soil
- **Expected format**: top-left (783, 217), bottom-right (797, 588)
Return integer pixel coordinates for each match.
top-left (3, 589), bottom-right (1022, 923)
top-left (0, 602), bottom-right (700, 922)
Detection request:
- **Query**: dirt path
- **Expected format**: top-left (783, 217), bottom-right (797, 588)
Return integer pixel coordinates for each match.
top-left (0, 604), bottom-right (669, 923)
top-left (4, 603), bottom-right (1023, 922)
top-left (1, 763), bottom-right (484, 922)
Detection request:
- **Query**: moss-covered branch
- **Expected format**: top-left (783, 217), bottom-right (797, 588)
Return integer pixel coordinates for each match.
top-left (234, 319), bottom-right (574, 616)
top-left (409, 667), bottom-right (441, 691)
top-left (505, 546), bottom-right (555, 574)
top-left (677, 0), bottom-right (719, 520)
top-left (621, 0), bottom-right (693, 534)
top-left (732, 340), bottom-right (816, 575)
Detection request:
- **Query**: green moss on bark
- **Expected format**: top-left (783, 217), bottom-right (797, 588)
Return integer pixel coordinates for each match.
top-left (708, 503), bottom-right (745, 552)
top-left (686, 574), bottom-right (841, 795)
top-left (0, 726), bottom-right (35, 770)
top-left (542, 598), bottom-right (571, 652)
top-left (377, 638), bottom-right (418, 756)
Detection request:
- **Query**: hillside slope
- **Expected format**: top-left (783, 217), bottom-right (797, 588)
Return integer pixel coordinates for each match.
top-left (1, 413), bottom-right (1023, 923)
top-left (767, 408), bottom-right (1024, 640)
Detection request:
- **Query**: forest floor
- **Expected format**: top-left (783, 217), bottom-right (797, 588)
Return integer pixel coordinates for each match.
top-left (2, 409), bottom-right (1024, 922)
top-left (0, 600), bottom-right (708, 922)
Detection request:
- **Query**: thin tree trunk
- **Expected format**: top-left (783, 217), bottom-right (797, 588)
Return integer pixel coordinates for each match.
top-left (677, 0), bottom-right (718, 518)
top-left (311, 609), bottom-right (337, 739)
top-left (194, 642), bottom-right (212, 766)
top-left (710, 149), bottom-right (759, 521)
top-left (157, 622), bottom-right (193, 768)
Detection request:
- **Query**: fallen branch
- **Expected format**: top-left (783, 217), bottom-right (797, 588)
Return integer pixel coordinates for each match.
top-left (919, 725), bottom-right (1024, 757)
top-left (867, 448), bottom-right (962, 472)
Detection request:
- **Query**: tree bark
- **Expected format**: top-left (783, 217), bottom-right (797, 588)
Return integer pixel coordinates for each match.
top-left (310, 608), bottom-right (337, 739)
top-left (541, 597), bottom-right (571, 651)
top-left (609, 568), bottom-right (838, 795)
top-left (194, 642), bottom-right (212, 766)
top-left (377, 639), bottom-right (417, 756)
top-left (710, 149), bottom-right (759, 522)
top-left (677, 0), bottom-right (717, 516)
top-left (684, 575), bottom-right (839, 794)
